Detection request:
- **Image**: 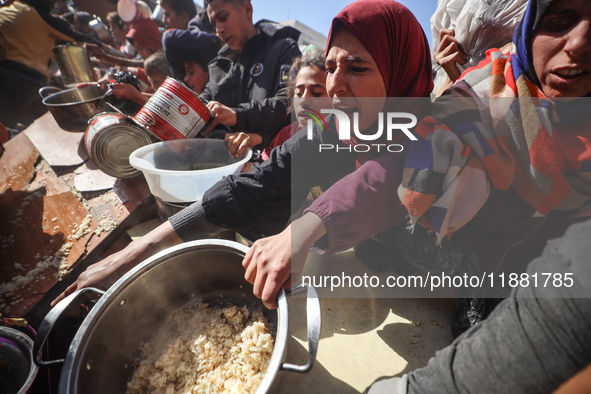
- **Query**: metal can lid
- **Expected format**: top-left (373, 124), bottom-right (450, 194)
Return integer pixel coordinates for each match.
top-left (90, 122), bottom-right (153, 178)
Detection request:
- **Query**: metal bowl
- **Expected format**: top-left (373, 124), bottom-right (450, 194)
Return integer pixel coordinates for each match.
top-left (40, 86), bottom-right (109, 132)
top-left (0, 326), bottom-right (38, 394)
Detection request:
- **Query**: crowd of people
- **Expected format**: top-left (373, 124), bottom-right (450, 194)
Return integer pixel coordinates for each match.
top-left (2, 0), bottom-right (591, 392)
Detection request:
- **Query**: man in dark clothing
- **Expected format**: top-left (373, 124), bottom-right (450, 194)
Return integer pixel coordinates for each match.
top-left (199, 0), bottom-right (301, 152)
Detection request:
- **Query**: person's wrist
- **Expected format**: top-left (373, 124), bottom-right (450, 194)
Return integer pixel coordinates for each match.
top-left (292, 212), bottom-right (327, 250)
top-left (133, 88), bottom-right (145, 103)
top-left (229, 110), bottom-right (237, 127)
top-left (249, 133), bottom-right (263, 147)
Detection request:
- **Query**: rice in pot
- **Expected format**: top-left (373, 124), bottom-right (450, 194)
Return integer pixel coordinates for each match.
top-left (126, 302), bottom-right (275, 394)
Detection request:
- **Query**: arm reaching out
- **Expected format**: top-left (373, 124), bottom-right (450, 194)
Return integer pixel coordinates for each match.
top-left (51, 221), bottom-right (183, 306)
top-left (242, 212), bottom-right (327, 309)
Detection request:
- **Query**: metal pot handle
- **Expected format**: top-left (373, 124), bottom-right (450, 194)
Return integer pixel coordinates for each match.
top-left (33, 287), bottom-right (105, 367)
top-left (38, 86), bottom-right (62, 99)
top-left (280, 285), bottom-right (321, 373)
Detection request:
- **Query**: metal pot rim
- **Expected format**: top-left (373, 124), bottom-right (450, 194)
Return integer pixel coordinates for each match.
top-left (42, 86), bottom-right (104, 107)
top-left (0, 326), bottom-right (38, 393)
top-left (59, 239), bottom-right (288, 394)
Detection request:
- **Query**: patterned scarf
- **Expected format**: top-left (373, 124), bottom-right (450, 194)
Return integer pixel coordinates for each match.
top-left (398, 0), bottom-right (591, 242)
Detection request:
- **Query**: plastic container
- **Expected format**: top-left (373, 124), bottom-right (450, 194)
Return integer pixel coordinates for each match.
top-left (129, 139), bottom-right (252, 203)
top-left (117, 0), bottom-right (140, 23)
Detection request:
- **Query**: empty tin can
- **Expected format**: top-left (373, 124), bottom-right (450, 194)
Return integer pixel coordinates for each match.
top-left (133, 77), bottom-right (212, 140)
top-left (85, 112), bottom-right (154, 178)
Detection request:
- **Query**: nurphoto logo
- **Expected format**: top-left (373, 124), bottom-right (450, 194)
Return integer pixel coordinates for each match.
top-left (306, 108), bottom-right (417, 153)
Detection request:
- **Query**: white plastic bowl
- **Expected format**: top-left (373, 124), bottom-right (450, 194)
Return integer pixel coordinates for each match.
top-left (129, 139), bottom-right (252, 203)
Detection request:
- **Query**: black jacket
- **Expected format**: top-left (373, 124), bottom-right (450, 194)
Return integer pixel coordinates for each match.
top-left (199, 21), bottom-right (301, 148)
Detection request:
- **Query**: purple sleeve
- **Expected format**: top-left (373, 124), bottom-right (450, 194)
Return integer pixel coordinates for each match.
top-left (305, 152), bottom-right (408, 254)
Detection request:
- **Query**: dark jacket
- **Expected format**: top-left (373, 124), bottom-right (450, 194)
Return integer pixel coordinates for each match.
top-left (199, 21), bottom-right (301, 148)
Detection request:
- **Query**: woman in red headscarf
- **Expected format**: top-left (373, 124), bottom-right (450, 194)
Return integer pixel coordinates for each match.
top-left (297, 0), bottom-right (434, 254)
top-left (242, 0), bottom-right (433, 308)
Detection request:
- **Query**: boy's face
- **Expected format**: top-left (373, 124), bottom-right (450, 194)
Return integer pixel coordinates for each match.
top-left (293, 66), bottom-right (330, 127)
top-left (183, 61), bottom-right (209, 94)
top-left (160, 2), bottom-right (189, 30)
top-left (206, 0), bottom-right (254, 51)
top-left (148, 70), bottom-right (167, 91)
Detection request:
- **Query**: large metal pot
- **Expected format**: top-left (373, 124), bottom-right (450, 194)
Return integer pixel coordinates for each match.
top-left (39, 85), bottom-right (109, 132)
top-left (34, 240), bottom-right (320, 393)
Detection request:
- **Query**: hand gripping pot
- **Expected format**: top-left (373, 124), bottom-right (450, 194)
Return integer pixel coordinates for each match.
top-left (129, 139), bottom-right (252, 203)
top-left (33, 240), bottom-right (321, 393)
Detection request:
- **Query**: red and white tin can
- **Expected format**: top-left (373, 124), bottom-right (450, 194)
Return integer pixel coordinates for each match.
top-left (133, 77), bottom-right (212, 141)
top-left (85, 112), bottom-right (154, 178)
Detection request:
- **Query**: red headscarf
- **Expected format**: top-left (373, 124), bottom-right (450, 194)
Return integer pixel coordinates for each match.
top-left (126, 18), bottom-right (163, 53)
top-left (327, 0), bottom-right (433, 98)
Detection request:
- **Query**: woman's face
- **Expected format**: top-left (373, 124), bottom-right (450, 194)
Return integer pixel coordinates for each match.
top-left (532, 0), bottom-right (591, 98)
top-left (325, 28), bottom-right (387, 132)
top-left (293, 65), bottom-right (331, 127)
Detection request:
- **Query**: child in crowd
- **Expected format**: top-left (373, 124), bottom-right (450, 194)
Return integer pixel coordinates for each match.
top-left (72, 11), bottom-right (93, 35)
top-left (182, 56), bottom-right (209, 94)
top-left (105, 11), bottom-right (135, 56)
top-left (161, 16), bottom-right (219, 81)
top-left (259, 47), bottom-right (330, 160)
top-left (228, 47), bottom-right (329, 161)
top-left (161, 18), bottom-right (220, 91)
top-left (108, 51), bottom-right (171, 106)
top-left (144, 51), bottom-right (171, 91)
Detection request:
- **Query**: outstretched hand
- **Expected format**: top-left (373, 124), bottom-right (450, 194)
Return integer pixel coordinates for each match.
top-left (51, 221), bottom-right (183, 307)
top-left (242, 212), bottom-right (327, 309)
top-left (110, 82), bottom-right (148, 105)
